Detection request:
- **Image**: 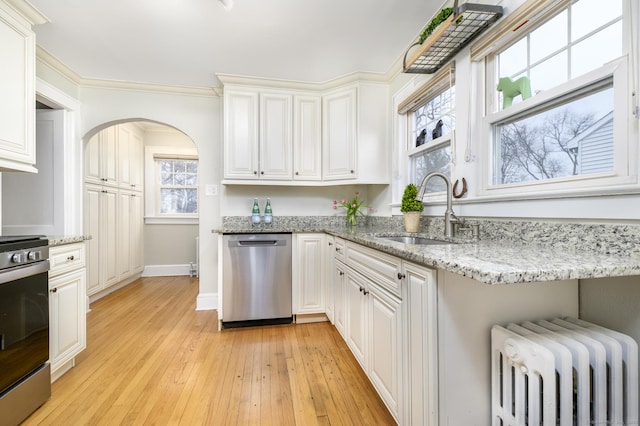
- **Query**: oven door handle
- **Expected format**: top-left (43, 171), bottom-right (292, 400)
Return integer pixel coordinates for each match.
top-left (0, 261), bottom-right (50, 285)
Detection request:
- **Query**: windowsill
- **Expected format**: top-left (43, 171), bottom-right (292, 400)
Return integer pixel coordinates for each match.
top-left (144, 217), bottom-right (199, 225)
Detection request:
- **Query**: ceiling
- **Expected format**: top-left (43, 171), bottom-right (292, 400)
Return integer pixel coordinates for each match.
top-left (27, 0), bottom-right (441, 89)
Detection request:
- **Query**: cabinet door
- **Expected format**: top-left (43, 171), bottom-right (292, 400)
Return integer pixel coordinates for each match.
top-left (322, 87), bottom-right (357, 180)
top-left (345, 269), bottom-right (368, 369)
top-left (117, 190), bottom-right (132, 278)
top-left (0, 8), bottom-right (36, 172)
top-left (84, 127), bottom-right (117, 186)
top-left (325, 236), bottom-right (335, 323)
top-left (49, 269), bottom-right (87, 373)
top-left (333, 261), bottom-right (347, 337)
top-left (259, 92), bottom-right (292, 179)
top-left (129, 131), bottom-right (144, 191)
top-left (84, 185), bottom-right (102, 295)
top-left (224, 90), bottom-right (259, 179)
top-left (118, 125), bottom-right (132, 188)
top-left (293, 95), bottom-right (322, 180)
top-left (293, 234), bottom-right (325, 315)
top-left (129, 192), bottom-right (144, 274)
top-left (102, 187), bottom-right (118, 288)
top-left (404, 261), bottom-right (438, 426)
top-left (369, 284), bottom-right (403, 422)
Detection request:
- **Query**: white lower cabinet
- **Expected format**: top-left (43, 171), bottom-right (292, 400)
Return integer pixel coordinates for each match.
top-left (404, 261), bottom-right (438, 426)
top-left (292, 233), bottom-right (326, 321)
top-left (344, 269), bottom-right (369, 368)
top-left (49, 243), bottom-right (87, 381)
top-left (369, 283), bottom-right (403, 420)
top-left (333, 258), bottom-right (347, 338)
top-left (325, 236), bottom-right (335, 323)
top-left (328, 238), bottom-right (437, 425)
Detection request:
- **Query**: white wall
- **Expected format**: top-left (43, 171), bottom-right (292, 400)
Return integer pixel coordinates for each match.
top-left (77, 85), bottom-right (221, 310)
top-left (220, 184), bottom-right (388, 217)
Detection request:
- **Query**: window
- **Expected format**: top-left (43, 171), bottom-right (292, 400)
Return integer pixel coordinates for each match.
top-left (157, 158), bottom-right (198, 215)
top-left (474, 0), bottom-right (634, 194)
top-left (399, 64), bottom-right (455, 195)
top-left (144, 145), bottom-right (199, 224)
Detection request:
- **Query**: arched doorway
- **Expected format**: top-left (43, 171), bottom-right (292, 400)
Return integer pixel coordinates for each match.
top-left (83, 119), bottom-right (199, 303)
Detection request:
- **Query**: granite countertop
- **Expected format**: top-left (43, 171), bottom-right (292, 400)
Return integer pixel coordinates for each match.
top-left (214, 219), bottom-right (640, 285)
top-left (48, 235), bottom-right (91, 247)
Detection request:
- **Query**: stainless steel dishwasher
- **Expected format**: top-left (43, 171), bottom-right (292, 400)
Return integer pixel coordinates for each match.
top-left (222, 233), bottom-right (292, 327)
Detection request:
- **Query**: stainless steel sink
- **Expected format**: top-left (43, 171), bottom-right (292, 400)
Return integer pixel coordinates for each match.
top-left (379, 236), bottom-right (452, 245)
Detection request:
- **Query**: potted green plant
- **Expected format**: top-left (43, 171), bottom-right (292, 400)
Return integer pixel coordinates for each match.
top-left (401, 183), bottom-right (424, 232)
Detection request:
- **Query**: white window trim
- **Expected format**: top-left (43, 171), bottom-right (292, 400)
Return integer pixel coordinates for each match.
top-left (471, 1), bottom-right (639, 200)
top-left (144, 146), bottom-right (199, 224)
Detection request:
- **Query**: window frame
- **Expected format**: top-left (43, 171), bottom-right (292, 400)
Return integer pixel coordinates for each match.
top-left (473, 0), bottom-right (637, 199)
top-left (156, 157), bottom-right (199, 217)
top-left (401, 63), bottom-right (456, 201)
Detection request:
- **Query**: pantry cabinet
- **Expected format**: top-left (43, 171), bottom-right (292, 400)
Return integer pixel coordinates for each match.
top-left (85, 127), bottom-right (118, 186)
top-left (0, 1), bottom-right (41, 172)
top-left (84, 184), bottom-right (118, 294)
top-left (118, 125), bottom-right (144, 190)
top-left (84, 123), bottom-right (144, 298)
top-left (48, 242), bottom-right (87, 381)
top-left (293, 233), bottom-right (326, 319)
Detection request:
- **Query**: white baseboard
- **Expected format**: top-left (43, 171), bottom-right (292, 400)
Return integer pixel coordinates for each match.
top-left (196, 292), bottom-right (218, 311)
top-left (142, 264), bottom-right (197, 277)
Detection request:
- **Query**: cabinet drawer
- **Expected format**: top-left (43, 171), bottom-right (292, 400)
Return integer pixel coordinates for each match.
top-left (334, 237), bottom-right (346, 262)
top-left (345, 241), bottom-right (402, 297)
top-left (49, 243), bottom-right (86, 277)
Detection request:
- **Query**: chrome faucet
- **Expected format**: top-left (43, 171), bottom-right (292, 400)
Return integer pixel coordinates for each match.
top-left (415, 172), bottom-right (463, 239)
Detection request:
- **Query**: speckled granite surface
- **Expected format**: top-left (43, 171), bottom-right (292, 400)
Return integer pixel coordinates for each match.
top-left (48, 235), bottom-right (91, 247)
top-left (215, 216), bottom-right (640, 285)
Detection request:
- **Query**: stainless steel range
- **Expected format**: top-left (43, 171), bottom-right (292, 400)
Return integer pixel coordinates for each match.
top-left (0, 236), bottom-right (50, 426)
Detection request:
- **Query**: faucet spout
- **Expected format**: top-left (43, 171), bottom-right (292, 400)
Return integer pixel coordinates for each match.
top-left (415, 172), bottom-right (459, 239)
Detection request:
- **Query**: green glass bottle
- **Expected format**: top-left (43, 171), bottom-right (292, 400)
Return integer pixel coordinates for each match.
top-left (251, 198), bottom-right (261, 224)
top-left (264, 198), bottom-right (273, 224)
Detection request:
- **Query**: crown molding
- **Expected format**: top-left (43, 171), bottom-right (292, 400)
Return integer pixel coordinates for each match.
top-left (5, 0), bottom-right (48, 25)
top-left (36, 46), bottom-right (221, 98)
top-left (36, 46), bottom-right (82, 85)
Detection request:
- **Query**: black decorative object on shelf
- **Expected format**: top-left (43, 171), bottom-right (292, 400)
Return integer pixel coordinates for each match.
top-left (432, 120), bottom-right (443, 140)
top-left (416, 129), bottom-right (427, 147)
top-left (403, 1), bottom-right (503, 74)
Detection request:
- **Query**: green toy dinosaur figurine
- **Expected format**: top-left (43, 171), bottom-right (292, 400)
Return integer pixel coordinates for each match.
top-left (497, 76), bottom-right (532, 108)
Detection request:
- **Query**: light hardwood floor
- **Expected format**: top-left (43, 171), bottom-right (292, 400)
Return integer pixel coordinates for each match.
top-left (24, 276), bottom-right (395, 425)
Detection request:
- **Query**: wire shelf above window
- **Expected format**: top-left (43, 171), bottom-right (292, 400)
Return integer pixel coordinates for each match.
top-left (403, 3), bottom-right (503, 74)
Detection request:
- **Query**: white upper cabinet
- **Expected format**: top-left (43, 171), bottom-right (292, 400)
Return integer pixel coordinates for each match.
top-left (223, 90), bottom-right (259, 179)
top-left (224, 89), bottom-right (293, 180)
top-left (0, 1), bottom-right (45, 172)
top-left (222, 81), bottom-right (387, 185)
top-left (293, 95), bottom-right (322, 181)
top-left (259, 92), bottom-right (293, 179)
top-left (322, 86), bottom-right (357, 180)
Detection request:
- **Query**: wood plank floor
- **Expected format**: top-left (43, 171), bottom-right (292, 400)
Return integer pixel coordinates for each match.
top-left (24, 276), bottom-right (396, 425)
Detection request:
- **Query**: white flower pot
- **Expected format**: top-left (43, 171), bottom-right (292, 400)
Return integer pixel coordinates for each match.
top-left (403, 211), bottom-right (421, 233)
